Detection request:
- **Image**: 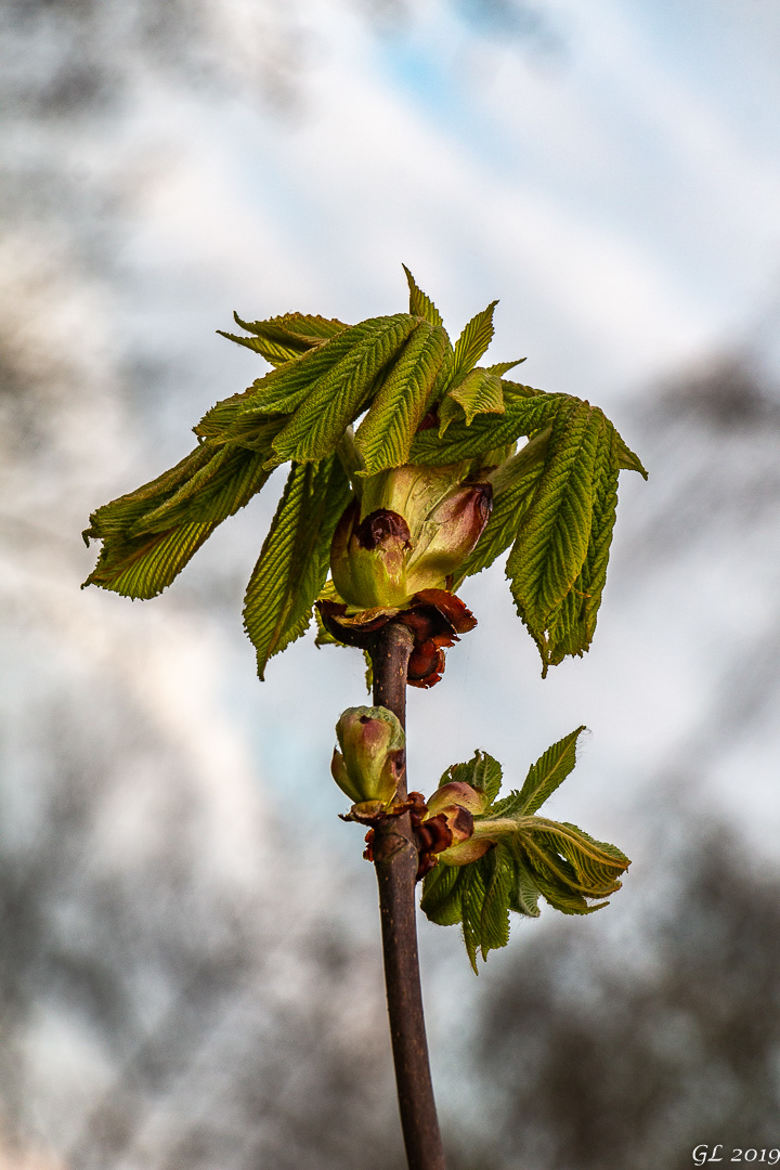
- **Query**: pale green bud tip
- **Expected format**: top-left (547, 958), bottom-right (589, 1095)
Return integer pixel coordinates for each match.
top-left (331, 706), bottom-right (405, 806)
top-left (405, 485), bottom-right (492, 595)
top-left (423, 787), bottom-right (493, 866)
top-left (437, 835), bottom-right (493, 866)
top-left (426, 781), bottom-right (488, 818)
top-left (330, 464), bottom-right (492, 609)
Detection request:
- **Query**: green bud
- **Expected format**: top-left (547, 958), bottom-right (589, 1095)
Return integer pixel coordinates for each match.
top-left (437, 834), bottom-right (494, 866)
top-left (425, 782), bottom-right (493, 865)
top-left (330, 503), bottom-right (412, 608)
top-left (426, 781), bottom-right (489, 818)
top-left (331, 705), bottom-right (405, 807)
top-left (330, 464), bottom-right (492, 609)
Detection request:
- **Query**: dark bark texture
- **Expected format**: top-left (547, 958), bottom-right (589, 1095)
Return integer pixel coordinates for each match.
top-left (371, 621), bottom-right (446, 1170)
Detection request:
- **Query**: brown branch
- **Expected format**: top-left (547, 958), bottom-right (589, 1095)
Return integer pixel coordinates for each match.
top-left (370, 620), bottom-right (446, 1170)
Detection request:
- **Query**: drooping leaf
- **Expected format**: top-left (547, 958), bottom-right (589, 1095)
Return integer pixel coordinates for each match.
top-left (243, 456), bottom-right (352, 679)
top-left (266, 314), bottom-right (420, 466)
top-left (219, 311), bottom-right (348, 366)
top-left (477, 846), bottom-right (513, 958)
top-left (84, 520), bottom-right (221, 601)
top-left (354, 322), bottom-right (452, 474)
top-left (82, 440), bottom-right (274, 599)
top-left (197, 315), bottom-right (415, 442)
top-left (506, 847), bottom-right (542, 918)
top-left (526, 870), bottom-right (599, 915)
top-left (454, 428), bottom-right (551, 585)
top-left (615, 433), bottom-right (649, 479)
top-left (503, 403), bottom-right (646, 673)
top-left (505, 400), bottom-right (603, 672)
top-left (133, 437), bottom-right (280, 533)
top-left (419, 861), bottom-right (464, 926)
top-left (85, 443), bottom-right (213, 539)
top-left (542, 420), bottom-right (620, 668)
top-left (452, 300), bottom-right (498, 379)
top-left (421, 735), bottom-right (630, 969)
top-left (517, 818), bottom-right (628, 901)
top-left (459, 856), bottom-right (490, 972)
top-left (403, 265), bottom-right (444, 328)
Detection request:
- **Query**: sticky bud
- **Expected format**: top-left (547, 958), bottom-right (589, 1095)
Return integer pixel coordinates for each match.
top-left (421, 782), bottom-right (493, 866)
top-left (425, 781), bottom-right (489, 818)
top-left (437, 833), bottom-right (493, 866)
top-left (330, 464), bottom-right (492, 609)
top-left (331, 706), bottom-right (405, 807)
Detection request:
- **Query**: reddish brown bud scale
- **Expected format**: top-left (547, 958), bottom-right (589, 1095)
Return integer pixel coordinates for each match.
top-left (318, 588), bottom-right (476, 688)
top-left (355, 509), bottom-right (411, 551)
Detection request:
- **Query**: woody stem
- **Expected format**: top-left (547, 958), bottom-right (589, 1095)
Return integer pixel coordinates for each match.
top-left (370, 620), bottom-right (446, 1170)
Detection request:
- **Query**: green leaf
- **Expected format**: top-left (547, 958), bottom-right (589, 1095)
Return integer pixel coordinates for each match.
top-left (132, 438), bottom-right (282, 533)
top-left (505, 400), bottom-right (603, 672)
top-left (85, 443), bottom-right (214, 538)
top-left (429, 848), bottom-right (513, 973)
top-left (478, 847), bottom-right (513, 958)
top-left (517, 817), bottom-right (629, 901)
top-left (266, 314), bottom-right (419, 465)
top-left (82, 441), bottom-right (274, 599)
top-left (438, 368), bottom-right (505, 434)
top-left (506, 848), bottom-right (542, 918)
top-left (243, 456), bottom-right (352, 678)
top-left (218, 311), bottom-right (347, 367)
top-left (486, 360), bottom-right (526, 377)
top-left (455, 428), bottom-right (551, 584)
top-left (527, 870), bottom-right (598, 915)
top-left (437, 750), bottom-right (503, 805)
top-left (409, 385), bottom-right (563, 465)
top-left (419, 862), bottom-right (464, 926)
top-left (84, 521), bottom-right (221, 600)
top-left (453, 300), bottom-right (498, 379)
top-left (403, 265), bottom-right (444, 328)
top-left (197, 315), bottom-right (414, 442)
top-left (502, 725), bottom-right (586, 817)
top-left (615, 433), bottom-right (648, 479)
top-left (502, 402), bottom-right (647, 673)
top-left (459, 859), bottom-right (489, 972)
top-left (420, 735), bottom-right (630, 969)
top-left (84, 275), bottom-right (647, 682)
top-left (354, 322), bottom-right (452, 474)
top-left (544, 423), bottom-right (620, 668)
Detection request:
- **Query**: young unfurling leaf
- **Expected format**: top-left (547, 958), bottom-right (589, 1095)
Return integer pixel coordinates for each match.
top-left (452, 300), bottom-right (498, 379)
top-left (420, 729), bottom-right (630, 971)
top-left (218, 311), bottom-right (348, 366)
top-left (84, 266), bottom-right (644, 682)
top-left (403, 265), bottom-right (444, 328)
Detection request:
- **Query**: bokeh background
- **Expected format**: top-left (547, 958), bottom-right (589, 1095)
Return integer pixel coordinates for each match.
top-left (2, 2), bottom-right (779, 1167)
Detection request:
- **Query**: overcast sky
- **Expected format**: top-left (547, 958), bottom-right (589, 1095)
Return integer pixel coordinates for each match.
top-left (2, 5), bottom-right (779, 1160)
top-left (112, 0), bottom-right (780, 415)
top-left (23, 0), bottom-right (772, 842)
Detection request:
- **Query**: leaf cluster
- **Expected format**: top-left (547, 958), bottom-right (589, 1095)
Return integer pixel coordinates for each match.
top-left (420, 729), bottom-right (630, 972)
top-left (83, 268), bottom-right (645, 677)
